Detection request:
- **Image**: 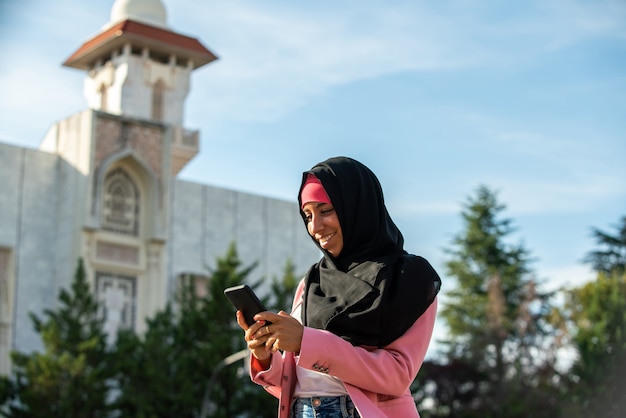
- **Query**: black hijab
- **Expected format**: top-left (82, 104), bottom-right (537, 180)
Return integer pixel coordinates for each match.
top-left (298, 157), bottom-right (441, 347)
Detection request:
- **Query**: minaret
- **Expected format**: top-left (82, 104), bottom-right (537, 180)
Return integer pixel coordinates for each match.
top-left (36, 1), bottom-right (220, 339)
top-left (62, 0), bottom-right (217, 174)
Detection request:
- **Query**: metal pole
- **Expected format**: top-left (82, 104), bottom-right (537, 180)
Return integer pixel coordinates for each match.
top-left (198, 349), bottom-right (249, 418)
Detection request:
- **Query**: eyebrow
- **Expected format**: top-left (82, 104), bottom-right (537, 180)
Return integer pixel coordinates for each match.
top-left (303, 202), bottom-right (330, 212)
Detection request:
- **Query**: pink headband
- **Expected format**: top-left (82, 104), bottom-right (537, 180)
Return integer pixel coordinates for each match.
top-left (300, 174), bottom-right (331, 208)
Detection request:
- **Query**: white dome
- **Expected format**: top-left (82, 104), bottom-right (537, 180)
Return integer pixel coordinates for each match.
top-left (110, 0), bottom-right (167, 28)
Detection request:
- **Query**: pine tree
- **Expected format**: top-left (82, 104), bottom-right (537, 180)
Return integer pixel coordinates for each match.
top-left (191, 242), bottom-right (260, 418)
top-left (0, 373), bottom-right (18, 417)
top-left (561, 215), bottom-right (626, 417)
top-left (582, 216), bottom-right (626, 275)
top-left (111, 242), bottom-right (275, 418)
top-left (564, 271), bottom-right (626, 418)
top-left (7, 259), bottom-right (111, 417)
top-left (268, 258), bottom-right (299, 313)
top-left (436, 185), bottom-right (559, 417)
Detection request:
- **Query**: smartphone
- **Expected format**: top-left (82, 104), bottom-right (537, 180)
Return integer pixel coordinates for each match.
top-left (224, 284), bottom-right (270, 326)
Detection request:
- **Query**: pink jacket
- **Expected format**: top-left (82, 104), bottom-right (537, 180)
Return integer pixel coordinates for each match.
top-left (249, 280), bottom-right (438, 418)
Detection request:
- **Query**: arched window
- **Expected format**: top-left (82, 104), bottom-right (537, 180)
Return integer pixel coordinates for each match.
top-left (152, 79), bottom-right (165, 121)
top-left (102, 168), bottom-right (139, 236)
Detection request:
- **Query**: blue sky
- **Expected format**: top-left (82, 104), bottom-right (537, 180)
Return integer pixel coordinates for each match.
top-left (1, 0), bottom-right (625, 293)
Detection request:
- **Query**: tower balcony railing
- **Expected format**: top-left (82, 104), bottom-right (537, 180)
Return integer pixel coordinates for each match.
top-left (173, 127), bottom-right (199, 149)
top-left (171, 127), bottom-right (199, 175)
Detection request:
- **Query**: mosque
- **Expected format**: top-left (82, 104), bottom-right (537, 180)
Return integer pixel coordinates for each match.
top-left (0, 0), bottom-right (320, 375)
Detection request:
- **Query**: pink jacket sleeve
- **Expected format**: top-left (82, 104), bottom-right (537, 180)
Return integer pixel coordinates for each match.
top-left (249, 350), bottom-right (286, 399)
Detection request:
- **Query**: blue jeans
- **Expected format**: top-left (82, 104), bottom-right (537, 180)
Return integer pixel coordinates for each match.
top-left (291, 396), bottom-right (361, 418)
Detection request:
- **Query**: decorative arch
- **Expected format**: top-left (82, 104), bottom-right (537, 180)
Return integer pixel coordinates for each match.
top-left (93, 148), bottom-right (161, 237)
top-left (102, 168), bottom-right (139, 235)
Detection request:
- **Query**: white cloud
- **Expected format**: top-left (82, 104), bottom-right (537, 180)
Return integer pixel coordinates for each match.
top-left (180, 0), bottom-right (626, 130)
top-left (182, 1), bottom-right (490, 124)
top-left (0, 63), bottom-right (84, 146)
top-left (6, 0), bottom-right (624, 140)
top-left (389, 172), bottom-right (623, 221)
top-left (540, 263), bottom-right (594, 291)
top-left (498, 177), bottom-right (624, 215)
top-left (539, 0), bottom-right (626, 49)
top-left (390, 198), bottom-right (462, 217)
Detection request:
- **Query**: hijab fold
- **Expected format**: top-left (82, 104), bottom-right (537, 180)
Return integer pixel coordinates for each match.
top-left (298, 157), bottom-right (441, 347)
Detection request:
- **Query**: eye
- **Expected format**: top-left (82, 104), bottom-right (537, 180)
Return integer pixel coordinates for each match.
top-left (303, 213), bottom-right (312, 222)
top-left (321, 208), bottom-right (335, 216)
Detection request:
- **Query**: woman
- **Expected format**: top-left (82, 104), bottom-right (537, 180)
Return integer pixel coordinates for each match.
top-left (236, 156), bottom-right (441, 418)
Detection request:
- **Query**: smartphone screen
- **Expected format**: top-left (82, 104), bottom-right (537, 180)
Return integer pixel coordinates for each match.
top-left (224, 284), bottom-right (269, 326)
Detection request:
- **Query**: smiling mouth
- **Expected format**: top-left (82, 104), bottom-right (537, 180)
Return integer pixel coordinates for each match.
top-left (317, 233), bottom-right (335, 247)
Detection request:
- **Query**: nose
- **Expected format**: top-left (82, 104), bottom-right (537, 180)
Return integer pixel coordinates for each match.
top-left (308, 213), bottom-right (323, 234)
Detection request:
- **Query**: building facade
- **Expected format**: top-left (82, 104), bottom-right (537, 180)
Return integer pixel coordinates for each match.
top-left (0, 0), bottom-right (320, 374)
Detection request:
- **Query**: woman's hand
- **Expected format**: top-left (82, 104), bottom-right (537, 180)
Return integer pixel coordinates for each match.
top-left (252, 311), bottom-right (304, 354)
top-left (236, 311), bottom-right (273, 369)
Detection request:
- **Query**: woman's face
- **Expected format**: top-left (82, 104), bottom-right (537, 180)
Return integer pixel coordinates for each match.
top-left (302, 201), bottom-right (344, 257)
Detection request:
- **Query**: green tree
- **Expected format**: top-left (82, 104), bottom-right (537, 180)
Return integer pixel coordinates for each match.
top-left (0, 374), bottom-right (18, 417)
top-left (195, 243), bottom-right (268, 418)
top-left (583, 215), bottom-right (626, 275)
top-left (562, 272), bottom-right (626, 417)
top-left (267, 258), bottom-right (299, 313)
top-left (109, 307), bottom-right (179, 417)
top-left (5, 259), bottom-right (111, 417)
top-left (433, 185), bottom-right (560, 417)
top-left (111, 242), bottom-right (275, 418)
top-left (559, 216), bottom-right (626, 417)
top-left (0, 247), bottom-right (308, 418)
